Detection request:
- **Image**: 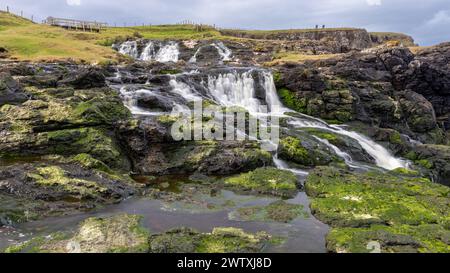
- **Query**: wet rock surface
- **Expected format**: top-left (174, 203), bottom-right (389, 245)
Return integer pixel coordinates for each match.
top-left (306, 166), bottom-right (450, 253)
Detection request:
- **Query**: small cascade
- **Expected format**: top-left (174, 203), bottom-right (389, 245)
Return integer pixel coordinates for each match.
top-left (273, 155), bottom-right (309, 176)
top-left (213, 42), bottom-right (233, 62)
top-left (140, 41), bottom-right (157, 61)
top-left (261, 72), bottom-right (288, 114)
top-left (189, 47), bottom-right (202, 63)
top-left (117, 40), bottom-right (179, 63)
top-left (155, 42), bottom-right (179, 63)
top-left (312, 136), bottom-right (369, 170)
top-left (169, 76), bottom-right (203, 102)
top-left (189, 42), bottom-right (233, 63)
top-left (288, 118), bottom-right (407, 170)
top-left (115, 66), bottom-right (408, 172)
top-left (118, 41), bottom-right (139, 59)
top-left (207, 71), bottom-right (262, 114)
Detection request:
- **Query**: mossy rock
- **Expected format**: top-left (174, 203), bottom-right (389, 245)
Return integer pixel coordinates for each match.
top-left (224, 167), bottom-right (298, 198)
top-left (278, 136), bottom-right (335, 167)
top-left (46, 127), bottom-right (128, 169)
top-left (4, 214), bottom-right (150, 253)
top-left (27, 166), bottom-right (109, 200)
top-left (327, 224), bottom-right (450, 253)
top-left (277, 88), bottom-right (307, 113)
top-left (305, 166), bottom-right (450, 253)
top-left (73, 96), bottom-right (131, 124)
top-left (149, 227), bottom-right (271, 253)
top-left (231, 200), bottom-right (309, 223)
top-left (71, 153), bottom-right (112, 173)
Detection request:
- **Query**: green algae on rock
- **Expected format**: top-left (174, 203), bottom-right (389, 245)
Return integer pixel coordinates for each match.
top-left (4, 214), bottom-right (149, 253)
top-left (0, 161), bottom-right (135, 225)
top-left (231, 200), bottom-right (309, 223)
top-left (149, 227), bottom-right (271, 253)
top-left (224, 167), bottom-right (298, 198)
top-left (306, 166), bottom-right (450, 253)
top-left (278, 136), bottom-right (338, 167)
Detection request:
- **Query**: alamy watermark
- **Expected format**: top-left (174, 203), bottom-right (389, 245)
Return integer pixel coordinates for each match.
top-left (168, 100), bottom-right (281, 152)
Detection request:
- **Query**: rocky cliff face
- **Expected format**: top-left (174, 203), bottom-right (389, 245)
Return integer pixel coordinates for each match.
top-left (221, 29), bottom-right (376, 52)
top-left (274, 43), bottom-right (450, 185)
top-left (370, 32), bottom-right (416, 47)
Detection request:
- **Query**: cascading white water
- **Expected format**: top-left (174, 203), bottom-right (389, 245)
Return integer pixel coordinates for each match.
top-left (207, 71), bottom-right (262, 114)
top-left (273, 156), bottom-right (310, 176)
top-left (169, 76), bottom-right (203, 102)
top-left (189, 47), bottom-right (202, 63)
top-left (119, 41), bottom-right (139, 59)
top-left (119, 87), bottom-right (167, 116)
top-left (138, 67), bottom-right (407, 171)
top-left (206, 70), bottom-right (406, 171)
top-left (312, 136), bottom-right (370, 170)
top-left (118, 41), bottom-right (180, 63)
top-left (288, 118), bottom-right (407, 170)
top-left (155, 42), bottom-right (179, 63)
top-left (261, 72), bottom-right (289, 114)
top-left (189, 42), bottom-right (233, 63)
top-left (213, 42), bottom-right (233, 62)
top-left (140, 41), bottom-right (157, 61)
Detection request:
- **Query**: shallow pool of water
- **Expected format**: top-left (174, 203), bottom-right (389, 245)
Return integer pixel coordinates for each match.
top-left (0, 190), bottom-right (329, 253)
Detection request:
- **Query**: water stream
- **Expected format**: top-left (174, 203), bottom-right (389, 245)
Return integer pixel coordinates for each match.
top-left (0, 42), bottom-right (410, 253)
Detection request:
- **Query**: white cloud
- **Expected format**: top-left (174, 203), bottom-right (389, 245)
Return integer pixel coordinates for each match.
top-left (425, 10), bottom-right (450, 25)
top-left (66, 0), bottom-right (81, 6)
top-left (366, 0), bottom-right (382, 6)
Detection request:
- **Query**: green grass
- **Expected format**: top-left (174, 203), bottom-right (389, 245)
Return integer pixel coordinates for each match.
top-left (0, 12), bottom-right (221, 63)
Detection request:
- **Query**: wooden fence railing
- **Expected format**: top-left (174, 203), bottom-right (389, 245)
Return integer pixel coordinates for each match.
top-left (43, 16), bottom-right (108, 32)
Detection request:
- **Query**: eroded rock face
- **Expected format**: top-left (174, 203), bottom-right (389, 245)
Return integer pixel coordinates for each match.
top-left (221, 29), bottom-right (374, 53)
top-left (117, 118), bottom-right (273, 175)
top-left (275, 44), bottom-right (450, 144)
top-left (0, 72), bottom-right (28, 105)
top-left (0, 161), bottom-right (135, 225)
top-left (394, 43), bottom-right (450, 128)
top-left (0, 64), bottom-right (137, 224)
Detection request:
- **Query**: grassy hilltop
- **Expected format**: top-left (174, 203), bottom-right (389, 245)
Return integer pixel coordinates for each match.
top-left (0, 11), bottom-right (419, 64)
top-left (0, 11), bottom-right (221, 63)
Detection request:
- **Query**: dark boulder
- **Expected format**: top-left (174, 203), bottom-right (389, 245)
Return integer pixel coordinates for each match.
top-left (58, 67), bottom-right (106, 89)
top-left (0, 72), bottom-right (28, 105)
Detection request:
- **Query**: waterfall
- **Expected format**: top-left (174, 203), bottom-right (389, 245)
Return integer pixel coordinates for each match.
top-left (117, 66), bottom-right (407, 171)
top-left (118, 41), bottom-right (138, 59)
top-left (261, 72), bottom-right (288, 114)
top-left (189, 47), bottom-right (201, 63)
top-left (312, 136), bottom-right (370, 170)
top-left (169, 76), bottom-right (202, 102)
top-left (207, 71), bottom-right (262, 114)
top-left (213, 42), bottom-right (233, 62)
top-left (155, 42), bottom-right (179, 63)
top-left (288, 119), bottom-right (407, 170)
top-left (140, 41), bottom-right (156, 61)
top-left (189, 42), bottom-right (233, 63)
top-left (118, 41), bottom-right (179, 63)
top-left (205, 69), bottom-right (407, 171)
top-left (273, 155), bottom-right (310, 176)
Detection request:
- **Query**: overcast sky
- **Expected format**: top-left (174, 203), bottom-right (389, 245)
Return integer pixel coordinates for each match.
top-left (2, 0), bottom-right (450, 45)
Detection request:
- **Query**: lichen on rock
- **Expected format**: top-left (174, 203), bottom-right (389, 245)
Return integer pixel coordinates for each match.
top-left (224, 167), bottom-right (298, 198)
